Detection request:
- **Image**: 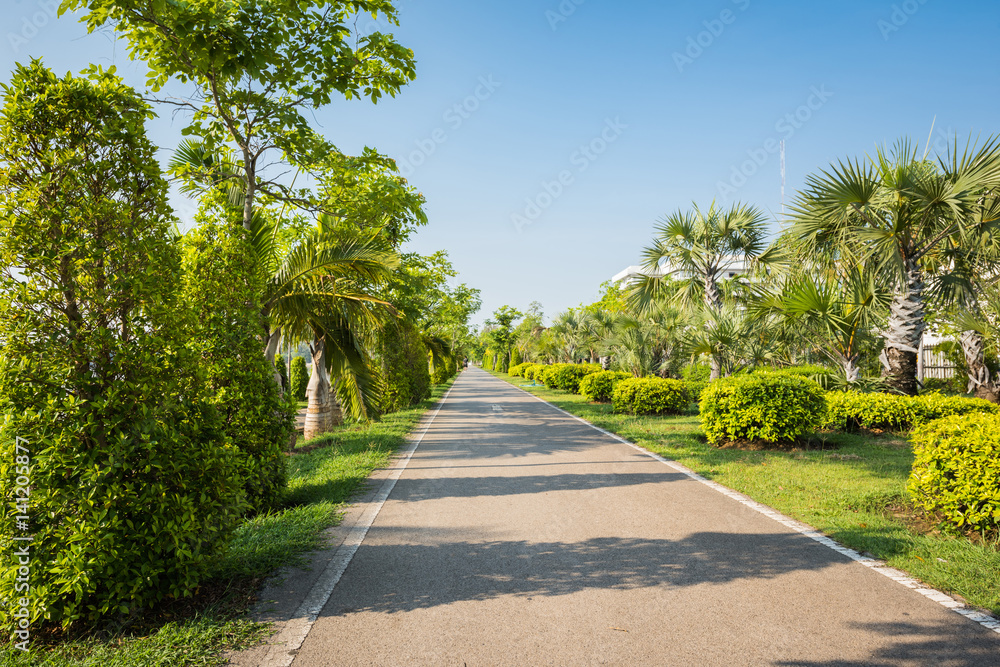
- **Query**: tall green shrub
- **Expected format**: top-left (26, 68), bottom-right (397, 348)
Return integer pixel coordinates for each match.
top-left (291, 355), bottom-right (309, 401)
top-left (0, 62), bottom-right (245, 629)
top-left (379, 320), bottom-right (431, 413)
top-left (182, 218), bottom-right (294, 514)
top-left (510, 347), bottom-right (523, 368)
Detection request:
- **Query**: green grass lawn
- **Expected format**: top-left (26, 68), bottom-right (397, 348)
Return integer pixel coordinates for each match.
top-left (0, 381), bottom-right (455, 667)
top-left (490, 368), bottom-right (1000, 615)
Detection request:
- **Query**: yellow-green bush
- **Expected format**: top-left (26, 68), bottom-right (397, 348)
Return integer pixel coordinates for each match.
top-left (508, 362), bottom-right (533, 377)
top-left (822, 391), bottom-right (998, 432)
top-left (579, 371), bottom-right (632, 402)
top-left (523, 364), bottom-right (546, 382)
top-left (612, 377), bottom-right (689, 415)
top-left (700, 375), bottom-right (827, 446)
top-left (684, 380), bottom-right (711, 403)
top-left (909, 413), bottom-right (1000, 534)
top-left (541, 363), bottom-right (602, 393)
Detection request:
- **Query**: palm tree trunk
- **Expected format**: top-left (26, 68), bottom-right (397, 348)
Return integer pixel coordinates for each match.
top-left (304, 336), bottom-right (342, 439)
top-left (703, 270), bottom-right (723, 380)
top-left (882, 262), bottom-right (924, 395)
top-left (959, 329), bottom-right (998, 401)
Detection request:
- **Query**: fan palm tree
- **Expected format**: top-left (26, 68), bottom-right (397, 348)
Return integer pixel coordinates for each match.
top-left (753, 268), bottom-right (889, 383)
top-left (931, 205), bottom-right (1000, 399)
top-left (791, 137), bottom-right (1000, 395)
top-left (630, 201), bottom-right (782, 378)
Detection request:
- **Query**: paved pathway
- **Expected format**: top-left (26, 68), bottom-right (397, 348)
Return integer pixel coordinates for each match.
top-left (264, 367), bottom-right (1000, 665)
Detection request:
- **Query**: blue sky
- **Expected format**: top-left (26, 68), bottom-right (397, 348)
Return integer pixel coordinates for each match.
top-left (3, 0), bottom-right (999, 326)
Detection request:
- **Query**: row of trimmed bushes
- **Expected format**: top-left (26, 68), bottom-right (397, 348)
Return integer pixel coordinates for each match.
top-left (823, 391), bottom-right (999, 431)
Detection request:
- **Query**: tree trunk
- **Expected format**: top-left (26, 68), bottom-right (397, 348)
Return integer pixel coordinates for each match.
top-left (304, 336), bottom-right (342, 440)
top-left (882, 263), bottom-right (924, 396)
top-left (960, 329), bottom-right (999, 401)
top-left (703, 270), bottom-right (723, 380)
top-left (264, 327), bottom-right (284, 390)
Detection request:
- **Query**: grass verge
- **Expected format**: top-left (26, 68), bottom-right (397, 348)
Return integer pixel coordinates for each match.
top-left (0, 380), bottom-right (455, 666)
top-left (491, 368), bottom-right (1000, 615)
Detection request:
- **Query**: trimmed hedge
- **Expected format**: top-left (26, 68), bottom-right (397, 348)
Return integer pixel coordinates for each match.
top-left (909, 413), bottom-right (1000, 534)
top-left (612, 377), bottom-right (689, 415)
top-left (509, 362), bottom-right (533, 377)
top-left (523, 364), bottom-right (546, 382)
top-left (753, 364), bottom-right (836, 387)
top-left (579, 371), bottom-right (632, 402)
top-left (822, 391), bottom-right (999, 432)
top-left (700, 374), bottom-right (827, 446)
top-left (541, 363), bottom-right (602, 393)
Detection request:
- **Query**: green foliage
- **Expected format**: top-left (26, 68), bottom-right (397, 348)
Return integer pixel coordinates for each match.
top-left (579, 371), bottom-right (632, 403)
top-left (378, 320), bottom-right (431, 413)
top-left (612, 377), bottom-right (690, 415)
top-left (182, 220), bottom-right (295, 513)
top-left (68, 0), bottom-right (417, 236)
top-left (510, 347), bottom-right (523, 368)
top-left (752, 364), bottom-right (837, 388)
top-left (508, 363), bottom-right (533, 378)
top-left (700, 375), bottom-right (827, 446)
top-left (523, 364), bottom-right (546, 382)
top-left (684, 380), bottom-right (711, 403)
top-left (275, 354), bottom-right (289, 391)
top-left (909, 414), bottom-right (1000, 535)
top-left (291, 356), bottom-right (309, 401)
top-left (0, 61), bottom-right (245, 629)
top-left (822, 391), bottom-right (999, 432)
top-left (540, 363), bottom-right (602, 393)
top-left (430, 349), bottom-right (453, 384)
top-left (682, 362), bottom-right (712, 382)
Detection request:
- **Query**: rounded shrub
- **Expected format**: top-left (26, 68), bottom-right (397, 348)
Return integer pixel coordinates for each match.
top-left (523, 364), bottom-right (546, 382)
top-left (700, 375), bottom-right (827, 446)
top-left (509, 362), bottom-right (532, 377)
top-left (612, 377), bottom-right (689, 415)
top-left (579, 371), bottom-right (632, 402)
top-left (909, 413), bottom-right (1000, 535)
top-left (541, 363), bottom-right (602, 393)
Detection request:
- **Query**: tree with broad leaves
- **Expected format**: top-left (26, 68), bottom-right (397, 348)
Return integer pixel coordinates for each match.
top-left (65, 0), bottom-right (416, 232)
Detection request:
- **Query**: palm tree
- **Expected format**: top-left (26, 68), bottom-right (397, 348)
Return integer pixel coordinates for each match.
top-left (630, 201), bottom-right (782, 379)
top-left (754, 268), bottom-right (889, 383)
top-left (791, 138), bottom-right (1000, 395)
top-left (932, 209), bottom-right (1000, 399)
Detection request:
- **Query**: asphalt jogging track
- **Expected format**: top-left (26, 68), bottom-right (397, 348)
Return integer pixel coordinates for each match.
top-left (250, 366), bottom-right (1000, 666)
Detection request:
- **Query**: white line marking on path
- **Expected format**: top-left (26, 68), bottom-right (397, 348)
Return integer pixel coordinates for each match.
top-left (260, 384), bottom-right (457, 667)
top-left (500, 373), bottom-right (1000, 636)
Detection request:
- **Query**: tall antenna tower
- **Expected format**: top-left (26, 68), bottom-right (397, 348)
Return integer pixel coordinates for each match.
top-left (780, 139), bottom-right (786, 228)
